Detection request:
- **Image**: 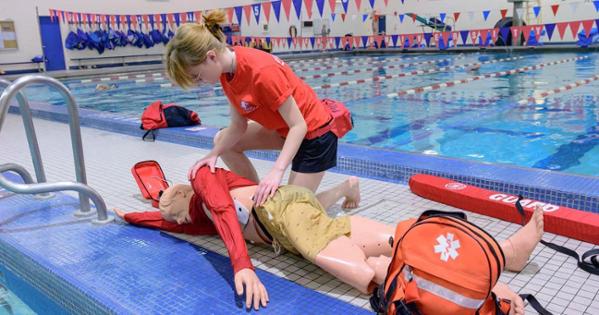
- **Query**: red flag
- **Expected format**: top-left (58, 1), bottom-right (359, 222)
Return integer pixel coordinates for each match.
top-left (111, 15), bottom-right (117, 28)
top-left (556, 22), bottom-right (568, 40)
top-left (480, 29), bottom-right (489, 44)
top-left (341, 13), bottom-right (346, 21)
top-left (282, 0), bottom-right (292, 21)
top-left (375, 35), bottom-right (383, 47)
top-left (49, 9), bottom-right (55, 23)
top-left (384, 0), bottom-right (389, 7)
top-left (167, 14), bottom-right (174, 26)
top-left (491, 28), bottom-right (499, 42)
top-left (353, 36), bottom-right (360, 48)
top-left (411, 13), bottom-right (417, 23)
top-left (533, 25), bottom-right (543, 39)
top-left (569, 21), bottom-right (580, 39)
top-left (304, 0), bottom-right (313, 19)
top-left (226, 8), bottom-right (234, 24)
top-left (329, 0), bottom-right (337, 13)
top-left (470, 30), bottom-right (479, 44)
top-left (453, 12), bottom-right (460, 23)
top-left (511, 26), bottom-right (521, 42)
top-left (262, 2), bottom-right (272, 23)
top-left (243, 5), bottom-right (252, 25)
top-left (355, 0), bottom-right (362, 11)
top-left (500, 9), bottom-right (507, 19)
top-left (180, 13), bottom-right (187, 24)
top-left (521, 25), bottom-right (531, 43)
top-left (142, 15), bottom-right (149, 28)
top-left (441, 32), bottom-right (450, 47)
top-left (194, 11), bottom-right (202, 23)
top-left (433, 32), bottom-right (440, 45)
top-left (582, 19), bottom-right (595, 38)
top-left (551, 4), bottom-right (559, 16)
top-left (415, 33), bottom-right (423, 45)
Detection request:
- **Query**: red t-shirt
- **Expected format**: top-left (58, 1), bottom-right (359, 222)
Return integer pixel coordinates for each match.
top-left (220, 46), bottom-right (331, 137)
top-left (124, 167), bottom-right (257, 274)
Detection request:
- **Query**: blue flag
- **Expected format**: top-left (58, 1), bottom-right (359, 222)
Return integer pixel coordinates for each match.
top-left (460, 30), bottom-right (469, 45)
top-left (369, 0), bottom-right (375, 8)
top-left (334, 36), bottom-right (341, 48)
top-left (362, 14), bottom-right (368, 22)
top-left (234, 6), bottom-right (243, 25)
top-left (482, 10), bottom-right (490, 21)
top-left (544, 23), bottom-right (556, 40)
top-left (272, 1), bottom-right (282, 23)
top-left (594, 1), bottom-right (599, 12)
top-left (316, 0), bottom-right (326, 17)
top-left (292, 0), bottom-right (303, 19)
top-left (287, 37), bottom-right (293, 48)
top-left (361, 35), bottom-right (369, 48)
top-left (391, 34), bottom-right (399, 47)
top-left (399, 14), bottom-right (404, 23)
top-left (439, 13), bottom-right (446, 23)
top-left (341, 0), bottom-right (349, 13)
top-left (533, 6), bottom-right (541, 18)
top-left (423, 33), bottom-right (432, 47)
top-left (252, 4), bottom-right (261, 24)
top-left (309, 37), bottom-right (315, 48)
top-left (331, 13), bottom-right (336, 22)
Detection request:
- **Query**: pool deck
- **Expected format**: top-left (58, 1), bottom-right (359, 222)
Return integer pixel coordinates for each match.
top-left (1, 112), bottom-right (598, 314)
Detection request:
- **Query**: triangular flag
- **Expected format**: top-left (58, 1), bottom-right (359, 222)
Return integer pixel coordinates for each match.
top-left (304, 0), bottom-right (314, 19)
top-left (470, 30), bottom-right (479, 44)
top-left (556, 22), bottom-right (568, 40)
top-left (569, 21), bottom-right (580, 39)
top-left (292, 0), bottom-right (303, 19)
top-left (533, 6), bottom-right (541, 18)
top-left (341, 13), bottom-right (346, 21)
top-left (226, 8), bottom-right (234, 24)
top-left (368, 0), bottom-right (375, 9)
top-left (341, 0), bottom-right (350, 13)
top-left (287, 37), bottom-right (293, 48)
top-left (433, 32), bottom-right (440, 45)
top-left (596, 19), bottom-right (599, 32)
top-left (399, 14), bottom-right (404, 23)
top-left (441, 32), bottom-right (450, 47)
top-left (491, 28), bottom-right (499, 43)
top-left (353, 36), bottom-right (360, 48)
top-left (316, 0), bottom-right (325, 17)
top-left (453, 12), bottom-right (460, 23)
top-left (361, 35), bottom-right (368, 48)
top-left (423, 33), bottom-right (432, 46)
top-left (243, 5), bottom-right (252, 25)
top-left (391, 34), bottom-right (399, 47)
top-left (355, 0), bottom-right (363, 11)
top-left (362, 14), bottom-right (368, 22)
top-left (263, 2), bottom-right (272, 23)
top-left (329, 0), bottom-right (337, 13)
top-left (482, 10), bottom-right (490, 21)
top-left (582, 20), bottom-right (594, 38)
top-left (384, 0), bottom-right (389, 7)
top-left (551, 4), bottom-right (560, 16)
top-left (521, 25), bottom-right (531, 43)
top-left (272, 1), bottom-right (282, 22)
top-left (480, 29), bottom-right (489, 45)
top-left (500, 9), bottom-right (507, 19)
top-left (335, 36), bottom-right (341, 48)
top-left (410, 13), bottom-right (417, 23)
top-left (309, 36), bottom-right (315, 48)
top-left (331, 13), bottom-right (336, 21)
top-left (460, 30), bottom-right (469, 45)
top-left (234, 6), bottom-right (243, 25)
top-left (594, 1), bottom-right (599, 12)
top-left (282, 0), bottom-right (292, 21)
top-left (452, 31), bottom-right (460, 45)
top-left (545, 23), bottom-right (556, 40)
top-left (439, 13), bottom-right (446, 23)
top-left (251, 4), bottom-right (261, 24)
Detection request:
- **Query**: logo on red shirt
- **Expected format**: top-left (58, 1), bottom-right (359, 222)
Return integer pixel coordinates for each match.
top-left (240, 100), bottom-right (257, 113)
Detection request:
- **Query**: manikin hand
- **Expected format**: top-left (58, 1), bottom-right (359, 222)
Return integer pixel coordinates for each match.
top-left (188, 151), bottom-right (219, 180)
top-left (234, 268), bottom-right (269, 310)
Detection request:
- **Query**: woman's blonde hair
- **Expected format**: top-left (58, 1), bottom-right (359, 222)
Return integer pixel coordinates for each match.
top-left (165, 10), bottom-right (227, 89)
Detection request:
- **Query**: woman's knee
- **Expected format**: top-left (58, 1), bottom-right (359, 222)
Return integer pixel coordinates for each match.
top-left (214, 128), bottom-right (243, 153)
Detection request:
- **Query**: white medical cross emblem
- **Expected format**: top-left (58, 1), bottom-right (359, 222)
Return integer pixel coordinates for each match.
top-left (434, 233), bottom-right (461, 262)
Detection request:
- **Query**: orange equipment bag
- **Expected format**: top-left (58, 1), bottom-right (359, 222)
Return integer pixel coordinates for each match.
top-left (131, 160), bottom-right (169, 208)
top-left (370, 210), bottom-right (510, 315)
top-left (305, 99), bottom-right (354, 140)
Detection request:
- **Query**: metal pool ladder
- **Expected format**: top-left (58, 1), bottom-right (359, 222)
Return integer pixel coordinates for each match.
top-left (0, 75), bottom-right (113, 224)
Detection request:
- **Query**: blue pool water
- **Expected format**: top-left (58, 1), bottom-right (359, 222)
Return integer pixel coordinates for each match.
top-left (21, 51), bottom-right (599, 176)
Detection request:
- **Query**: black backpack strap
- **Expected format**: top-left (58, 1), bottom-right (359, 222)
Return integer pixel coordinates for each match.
top-left (519, 294), bottom-right (553, 315)
top-left (515, 197), bottom-right (599, 275)
top-left (419, 209), bottom-right (467, 221)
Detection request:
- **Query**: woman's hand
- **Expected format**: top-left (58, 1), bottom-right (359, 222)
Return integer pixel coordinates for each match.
top-left (188, 152), bottom-right (219, 180)
top-left (253, 167), bottom-right (284, 207)
top-left (234, 268), bottom-right (269, 310)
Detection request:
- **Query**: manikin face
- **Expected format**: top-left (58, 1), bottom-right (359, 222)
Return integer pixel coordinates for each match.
top-left (159, 184), bottom-right (193, 224)
top-left (186, 50), bottom-right (222, 86)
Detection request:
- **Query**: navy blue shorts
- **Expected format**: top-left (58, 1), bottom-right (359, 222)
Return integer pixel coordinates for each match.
top-left (291, 131), bottom-right (338, 173)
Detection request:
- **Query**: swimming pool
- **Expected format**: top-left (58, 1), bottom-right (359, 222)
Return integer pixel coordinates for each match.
top-left (23, 51), bottom-right (599, 177)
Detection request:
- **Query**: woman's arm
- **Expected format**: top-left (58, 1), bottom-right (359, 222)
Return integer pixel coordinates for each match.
top-left (253, 96), bottom-right (307, 206)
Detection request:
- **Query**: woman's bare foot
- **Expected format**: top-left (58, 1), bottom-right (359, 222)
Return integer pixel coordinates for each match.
top-left (492, 282), bottom-right (524, 315)
top-left (341, 176), bottom-right (361, 209)
top-left (503, 205), bottom-right (544, 272)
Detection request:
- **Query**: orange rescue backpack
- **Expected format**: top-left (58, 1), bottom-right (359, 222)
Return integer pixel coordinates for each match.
top-left (370, 210), bottom-right (511, 315)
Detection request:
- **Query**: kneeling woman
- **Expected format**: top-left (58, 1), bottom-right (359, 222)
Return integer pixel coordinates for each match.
top-left (116, 166), bottom-right (541, 314)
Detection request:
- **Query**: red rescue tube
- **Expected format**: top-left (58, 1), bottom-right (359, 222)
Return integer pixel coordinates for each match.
top-left (409, 174), bottom-right (599, 245)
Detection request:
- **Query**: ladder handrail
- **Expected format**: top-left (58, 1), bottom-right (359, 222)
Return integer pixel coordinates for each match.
top-left (0, 79), bottom-right (47, 185)
top-left (0, 75), bottom-right (112, 224)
